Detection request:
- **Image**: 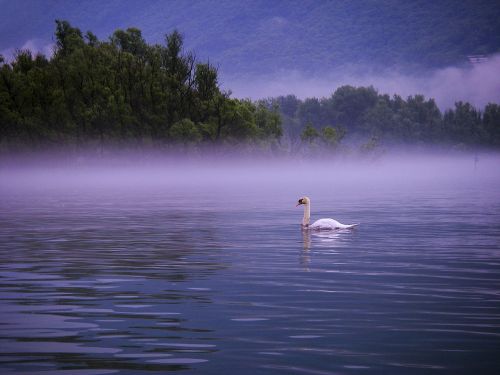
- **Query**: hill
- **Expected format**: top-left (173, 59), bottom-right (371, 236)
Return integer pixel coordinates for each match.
top-left (1, 0), bottom-right (499, 76)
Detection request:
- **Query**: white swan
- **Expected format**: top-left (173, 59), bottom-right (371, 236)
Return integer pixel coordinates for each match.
top-left (296, 196), bottom-right (358, 230)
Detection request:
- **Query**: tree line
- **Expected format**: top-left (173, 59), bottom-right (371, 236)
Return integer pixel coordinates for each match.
top-left (0, 21), bottom-right (499, 155)
top-left (264, 86), bottom-right (500, 154)
top-left (0, 21), bottom-right (281, 152)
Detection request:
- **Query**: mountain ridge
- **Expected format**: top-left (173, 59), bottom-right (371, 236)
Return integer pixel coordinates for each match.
top-left (1, 0), bottom-right (499, 76)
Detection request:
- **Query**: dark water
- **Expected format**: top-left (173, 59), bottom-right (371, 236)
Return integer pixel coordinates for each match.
top-left (1, 159), bottom-right (500, 374)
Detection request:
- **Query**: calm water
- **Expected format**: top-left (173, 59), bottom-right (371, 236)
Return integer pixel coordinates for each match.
top-left (1, 158), bottom-right (500, 374)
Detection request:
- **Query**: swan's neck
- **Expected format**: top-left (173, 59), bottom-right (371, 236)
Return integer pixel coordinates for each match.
top-left (302, 203), bottom-right (310, 226)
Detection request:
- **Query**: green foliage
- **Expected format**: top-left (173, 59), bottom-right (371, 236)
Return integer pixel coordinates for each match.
top-left (55, 20), bottom-right (85, 56)
top-left (169, 118), bottom-right (202, 145)
top-left (195, 63), bottom-right (218, 102)
top-left (255, 101), bottom-right (282, 139)
top-left (297, 123), bottom-right (345, 155)
top-left (321, 126), bottom-right (345, 148)
top-left (269, 85), bottom-right (500, 151)
top-left (300, 123), bottom-right (319, 143)
top-left (443, 102), bottom-right (482, 144)
top-left (1, 20), bottom-right (499, 154)
top-left (329, 86), bottom-right (378, 131)
top-left (111, 28), bottom-right (147, 57)
top-left (0, 21), bottom-right (282, 151)
top-left (482, 103), bottom-right (500, 146)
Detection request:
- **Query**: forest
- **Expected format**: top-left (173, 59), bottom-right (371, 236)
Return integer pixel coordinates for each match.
top-left (0, 21), bottom-right (499, 155)
top-left (266, 87), bottom-right (500, 155)
top-left (0, 21), bottom-right (282, 153)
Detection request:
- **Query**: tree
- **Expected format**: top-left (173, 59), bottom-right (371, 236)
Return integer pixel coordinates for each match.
top-left (403, 95), bottom-right (442, 141)
top-left (482, 103), bottom-right (500, 146)
top-left (301, 123), bottom-right (319, 143)
top-left (255, 101), bottom-right (282, 140)
top-left (443, 101), bottom-right (482, 145)
top-left (195, 62), bottom-right (218, 102)
top-left (297, 98), bottom-right (321, 129)
top-left (111, 28), bottom-right (147, 57)
top-left (169, 118), bottom-right (202, 145)
top-left (321, 126), bottom-right (345, 149)
top-left (54, 20), bottom-right (85, 56)
top-left (0, 20), bottom-right (284, 151)
top-left (328, 85), bottom-right (378, 131)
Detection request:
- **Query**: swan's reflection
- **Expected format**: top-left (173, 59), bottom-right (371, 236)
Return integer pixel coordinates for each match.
top-left (301, 228), bottom-right (312, 271)
top-left (311, 230), bottom-right (346, 246)
top-left (301, 228), bottom-right (354, 270)
top-left (302, 228), bottom-right (312, 250)
top-left (302, 228), bottom-right (349, 250)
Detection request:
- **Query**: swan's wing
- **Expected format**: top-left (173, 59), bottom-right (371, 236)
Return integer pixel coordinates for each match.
top-left (311, 218), bottom-right (358, 230)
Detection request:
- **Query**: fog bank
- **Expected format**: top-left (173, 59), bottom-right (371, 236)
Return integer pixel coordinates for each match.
top-left (226, 55), bottom-right (500, 110)
top-left (1, 152), bottom-right (499, 198)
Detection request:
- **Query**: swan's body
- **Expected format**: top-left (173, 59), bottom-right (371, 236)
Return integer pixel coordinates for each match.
top-left (297, 196), bottom-right (358, 230)
top-left (310, 218), bottom-right (357, 230)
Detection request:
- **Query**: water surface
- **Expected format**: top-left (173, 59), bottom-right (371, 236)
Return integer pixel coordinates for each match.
top-left (1, 157), bottom-right (499, 374)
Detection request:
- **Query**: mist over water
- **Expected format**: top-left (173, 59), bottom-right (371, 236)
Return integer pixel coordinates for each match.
top-left (1, 152), bottom-right (500, 374)
top-left (2, 151), bottom-right (499, 195)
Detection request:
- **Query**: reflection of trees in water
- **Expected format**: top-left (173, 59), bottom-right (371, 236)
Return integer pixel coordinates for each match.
top-left (2, 208), bottom-right (227, 283)
top-left (0, 204), bottom-right (225, 372)
top-left (0, 204), bottom-right (229, 311)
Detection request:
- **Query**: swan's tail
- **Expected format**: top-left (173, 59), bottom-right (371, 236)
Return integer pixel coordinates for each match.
top-left (343, 223), bottom-right (359, 229)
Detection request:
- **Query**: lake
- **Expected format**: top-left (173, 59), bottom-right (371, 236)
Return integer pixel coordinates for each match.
top-left (1, 155), bottom-right (499, 374)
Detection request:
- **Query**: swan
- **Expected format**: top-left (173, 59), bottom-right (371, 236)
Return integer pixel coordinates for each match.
top-left (296, 196), bottom-right (358, 230)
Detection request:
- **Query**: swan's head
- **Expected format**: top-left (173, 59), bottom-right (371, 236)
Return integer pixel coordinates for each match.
top-left (296, 196), bottom-right (310, 207)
